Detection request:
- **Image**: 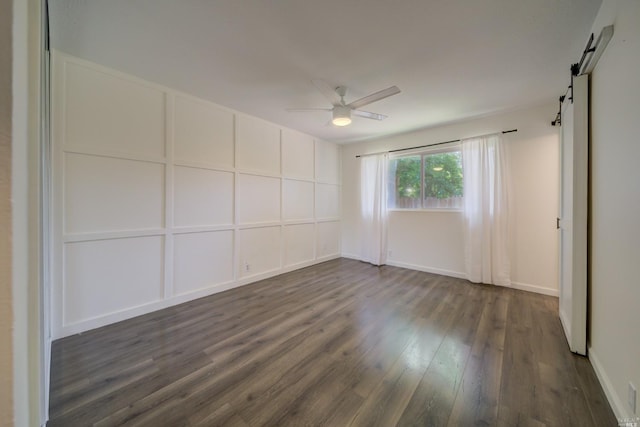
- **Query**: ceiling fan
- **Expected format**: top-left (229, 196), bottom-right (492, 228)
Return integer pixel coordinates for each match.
top-left (288, 80), bottom-right (401, 127)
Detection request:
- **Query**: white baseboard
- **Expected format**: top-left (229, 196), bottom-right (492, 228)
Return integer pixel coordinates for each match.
top-left (589, 346), bottom-right (632, 421)
top-left (56, 254), bottom-right (342, 339)
top-left (385, 260), bottom-right (467, 279)
top-left (58, 279), bottom-right (244, 338)
top-left (340, 252), bottom-right (361, 261)
top-left (355, 256), bottom-right (559, 298)
top-left (509, 281), bottom-right (559, 297)
top-left (315, 254), bottom-right (342, 263)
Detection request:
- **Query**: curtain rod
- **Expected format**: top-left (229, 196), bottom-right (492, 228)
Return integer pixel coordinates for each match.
top-left (355, 129), bottom-right (517, 158)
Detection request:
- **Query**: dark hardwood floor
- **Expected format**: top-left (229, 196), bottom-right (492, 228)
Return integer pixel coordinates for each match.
top-left (48, 258), bottom-right (617, 426)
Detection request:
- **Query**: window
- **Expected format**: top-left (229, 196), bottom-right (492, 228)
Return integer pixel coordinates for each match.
top-left (388, 147), bottom-right (463, 209)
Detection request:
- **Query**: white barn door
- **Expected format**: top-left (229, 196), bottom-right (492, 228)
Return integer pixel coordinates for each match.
top-left (558, 74), bottom-right (589, 355)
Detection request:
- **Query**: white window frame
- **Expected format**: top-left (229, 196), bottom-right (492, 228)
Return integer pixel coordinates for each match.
top-left (388, 144), bottom-right (463, 212)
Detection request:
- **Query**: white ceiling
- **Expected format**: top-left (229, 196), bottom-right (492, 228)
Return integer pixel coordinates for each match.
top-left (49, 0), bottom-right (601, 143)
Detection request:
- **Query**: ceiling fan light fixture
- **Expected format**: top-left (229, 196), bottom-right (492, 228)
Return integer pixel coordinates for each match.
top-left (287, 81), bottom-right (400, 127)
top-left (332, 106), bottom-right (352, 126)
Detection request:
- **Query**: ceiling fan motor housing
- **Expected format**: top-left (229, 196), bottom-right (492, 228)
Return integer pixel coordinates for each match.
top-left (332, 105), bottom-right (352, 126)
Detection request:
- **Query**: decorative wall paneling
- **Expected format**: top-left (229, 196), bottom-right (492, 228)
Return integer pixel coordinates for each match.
top-left (52, 52), bottom-right (341, 338)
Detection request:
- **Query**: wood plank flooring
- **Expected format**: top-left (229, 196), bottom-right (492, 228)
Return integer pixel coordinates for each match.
top-left (48, 258), bottom-right (617, 426)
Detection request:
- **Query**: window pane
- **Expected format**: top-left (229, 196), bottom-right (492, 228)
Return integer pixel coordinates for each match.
top-left (388, 155), bottom-right (421, 209)
top-left (423, 151), bottom-right (463, 209)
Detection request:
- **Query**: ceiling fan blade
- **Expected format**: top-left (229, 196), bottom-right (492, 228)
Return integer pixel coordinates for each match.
top-left (347, 86), bottom-right (401, 110)
top-left (352, 110), bottom-right (388, 121)
top-left (286, 108), bottom-right (332, 112)
top-left (312, 79), bottom-right (342, 106)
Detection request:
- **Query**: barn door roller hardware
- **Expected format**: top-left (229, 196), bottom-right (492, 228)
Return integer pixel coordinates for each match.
top-left (551, 95), bottom-right (565, 127)
top-left (551, 25), bottom-right (614, 126)
top-left (579, 26), bottom-right (614, 75)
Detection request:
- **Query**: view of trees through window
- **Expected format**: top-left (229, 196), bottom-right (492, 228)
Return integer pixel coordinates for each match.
top-left (388, 149), bottom-right (463, 209)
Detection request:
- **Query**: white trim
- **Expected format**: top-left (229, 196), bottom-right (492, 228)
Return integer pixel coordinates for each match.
top-left (315, 253), bottom-right (341, 263)
top-left (237, 169), bottom-right (282, 179)
top-left (347, 253), bottom-right (560, 297)
top-left (313, 141), bottom-right (318, 261)
top-left (282, 219), bottom-right (316, 226)
top-left (509, 281), bottom-right (559, 297)
top-left (57, 255), bottom-right (341, 337)
top-left (282, 258), bottom-right (324, 271)
top-left (232, 113), bottom-right (240, 283)
top-left (386, 260), bottom-right (467, 279)
top-left (172, 225), bottom-right (235, 234)
top-left (315, 180), bottom-right (342, 185)
top-left (170, 278), bottom-right (237, 298)
top-left (173, 160), bottom-right (235, 174)
top-left (282, 175), bottom-right (316, 184)
top-left (62, 147), bottom-right (167, 165)
top-left (237, 221), bottom-right (283, 230)
top-left (163, 92), bottom-right (175, 300)
top-left (279, 131), bottom-right (285, 271)
top-left (64, 228), bottom-right (167, 243)
top-left (589, 346), bottom-right (631, 421)
top-left (316, 217), bottom-right (341, 223)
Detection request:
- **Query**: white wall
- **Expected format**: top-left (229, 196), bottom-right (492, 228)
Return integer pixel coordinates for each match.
top-left (587, 0), bottom-right (640, 420)
top-left (10, 0), bottom-right (46, 425)
top-left (342, 103), bottom-right (560, 295)
top-left (51, 52), bottom-right (341, 338)
top-left (1, 0), bottom-right (13, 422)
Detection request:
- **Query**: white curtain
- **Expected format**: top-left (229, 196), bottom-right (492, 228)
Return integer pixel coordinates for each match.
top-left (359, 153), bottom-right (388, 266)
top-left (461, 134), bottom-right (510, 286)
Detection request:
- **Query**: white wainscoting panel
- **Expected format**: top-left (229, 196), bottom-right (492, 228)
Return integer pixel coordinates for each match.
top-left (63, 61), bottom-right (165, 159)
top-left (283, 223), bottom-right (315, 267)
top-left (236, 115), bottom-right (280, 175)
top-left (52, 52), bottom-right (342, 338)
top-left (173, 231), bottom-right (234, 295)
top-left (282, 129), bottom-right (314, 180)
top-left (317, 221), bottom-right (341, 258)
top-left (315, 140), bottom-right (340, 184)
top-left (174, 166), bottom-right (234, 227)
top-left (283, 179), bottom-right (314, 221)
top-left (315, 183), bottom-right (340, 219)
top-left (63, 236), bottom-right (164, 325)
top-left (239, 226), bottom-right (282, 277)
top-left (64, 153), bottom-right (165, 234)
top-left (237, 174), bottom-right (281, 224)
top-left (174, 95), bottom-right (234, 168)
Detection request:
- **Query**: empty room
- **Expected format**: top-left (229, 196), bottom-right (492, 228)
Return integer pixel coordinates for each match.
top-left (3, 0), bottom-right (639, 426)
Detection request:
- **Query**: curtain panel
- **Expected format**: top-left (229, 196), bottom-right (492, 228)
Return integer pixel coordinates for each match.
top-left (359, 154), bottom-right (388, 266)
top-left (461, 134), bottom-right (510, 286)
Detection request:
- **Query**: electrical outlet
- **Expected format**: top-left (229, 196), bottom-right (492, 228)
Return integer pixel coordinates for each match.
top-left (244, 262), bottom-right (250, 273)
top-left (629, 382), bottom-right (637, 414)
